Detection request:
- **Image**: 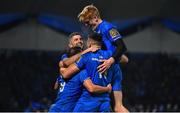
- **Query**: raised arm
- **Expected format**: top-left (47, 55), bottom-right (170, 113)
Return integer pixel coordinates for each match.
top-left (60, 64), bottom-right (80, 79)
top-left (59, 53), bottom-right (81, 68)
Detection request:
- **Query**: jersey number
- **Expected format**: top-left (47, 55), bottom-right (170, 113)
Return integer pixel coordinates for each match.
top-left (99, 71), bottom-right (107, 79)
top-left (59, 82), bottom-right (66, 92)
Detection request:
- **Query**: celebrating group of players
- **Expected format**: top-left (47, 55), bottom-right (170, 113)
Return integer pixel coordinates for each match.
top-left (49, 5), bottom-right (129, 112)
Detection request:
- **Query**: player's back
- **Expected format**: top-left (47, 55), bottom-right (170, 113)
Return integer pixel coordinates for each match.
top-left (73, 50), bottom-right (119, 112)
top-left (77, 50), bottom-right (113, 100)
top-left (57, 53), bottom-right (84, 103)
top-left (56, 71), bottom-right (85, 103)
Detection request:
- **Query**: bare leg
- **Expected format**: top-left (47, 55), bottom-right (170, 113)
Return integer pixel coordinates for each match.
top-left (112, 91), bottom-right (129, 112)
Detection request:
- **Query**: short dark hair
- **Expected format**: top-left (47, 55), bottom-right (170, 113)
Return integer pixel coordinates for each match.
top-left (88, 32), bottom-right (102, 43)
top-left (69, 32), bottom-right (82, 39)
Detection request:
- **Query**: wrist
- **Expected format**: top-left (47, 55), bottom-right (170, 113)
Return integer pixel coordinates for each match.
top-left (81, 49), bottom-right (89, 55)
top-left (110, 57), bottom-right (115, 64)
top-left (107, 87), bottom-right (110, 92)
top-left (81, 50), bottom-right (86, 55)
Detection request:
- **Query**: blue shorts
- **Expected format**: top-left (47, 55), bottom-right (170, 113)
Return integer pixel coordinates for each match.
top-left (48, 100), bottom-right (76, 112)
top-left (73, 96), bottom-right (111, 112)
top-left (110, 63), bottom-right (123, 91)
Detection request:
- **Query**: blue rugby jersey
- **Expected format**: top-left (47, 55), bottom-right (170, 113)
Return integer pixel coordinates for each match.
top-left (95, 20), bottom-right (122, 56)
top-left (75, 50), bottom-right (112, 100)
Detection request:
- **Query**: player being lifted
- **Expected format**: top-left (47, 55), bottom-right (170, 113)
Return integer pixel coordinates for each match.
top-left (78, 5), bottom-right (129, 112)
top-left (49, 32), bottom-right (111, 112)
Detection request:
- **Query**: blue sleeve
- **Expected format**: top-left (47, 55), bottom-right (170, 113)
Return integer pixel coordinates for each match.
top-left (56, 76), bottom-right (62, 84)
top-left (111, 64), bottom-right (122, 91)
top-left (75, 54), bottom-right (87, 70)
top-left (106, 50), bottom-right (113, 59)
top-left (79, 70), bottom-right (90, 83)
top-left (61, 54), bottom-right (68, 61)
top-left (107, 28), bottom-right (122, 42)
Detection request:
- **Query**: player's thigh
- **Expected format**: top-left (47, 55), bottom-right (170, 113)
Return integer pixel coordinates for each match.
top-left (61, 102), bottom-right (76, 112)
top-left (48, 103), bottom-right (61, 112)
top-left (99, 100), bottom-right (111, 112)
top-left (73, 99), bottom-right (100, 112)
top-left (112, 63), bottom-right (123, 91)
top-left (49, 101), bottom-right (76, 112)
top-left (114, 63), bottom-right (123, 80)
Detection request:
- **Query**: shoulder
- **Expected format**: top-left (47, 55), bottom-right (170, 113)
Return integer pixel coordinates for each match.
top-left (61, 53), bottom-right (68, 60)
top-left (102, 21), bottom-right (115, 31)
top-left (57, 76), bottom-right (64, 83)
top-left (99, 49), bottom-right (110, 54)
top-left (99, 50), bottom-right (112, 58)
top-left (81, 52), bottom-right (91, 58)
top-left (76, 53), bottom-right (90, 64)
top-left (102, 21), bottom-right (119, 35)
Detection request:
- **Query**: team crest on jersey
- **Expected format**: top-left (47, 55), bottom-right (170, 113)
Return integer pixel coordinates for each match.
top-left (109, 28), bottom-right (120, 38)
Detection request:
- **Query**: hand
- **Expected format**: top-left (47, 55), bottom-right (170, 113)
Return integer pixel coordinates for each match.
top-left (97, 57), bottom-right (115, 74)
top-left (107, 84), bottom-right (112, 93)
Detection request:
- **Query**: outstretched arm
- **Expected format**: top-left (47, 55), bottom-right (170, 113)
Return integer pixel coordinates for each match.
top-left (60, 46), bottom-right (99, 68)
top-left (59, 53), bottom-right (81, 68)
top-left (60, 64), bottom-right (80, 79)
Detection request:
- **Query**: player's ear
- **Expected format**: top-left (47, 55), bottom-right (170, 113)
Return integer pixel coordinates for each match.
top-left (93, 15), bottom-right (97, 19)
top-left (93, 16), bottom-right (98, 22)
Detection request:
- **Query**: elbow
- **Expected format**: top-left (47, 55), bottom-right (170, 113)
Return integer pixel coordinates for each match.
top-left (123, 52), bottom-right (129, 63)
top-left (88, 88), bottom-right (95, 93)
top-left (87, 86), bottom-right (95, 93)
top-left (120, 55), bottom-right (129, 64)
top-left (59, 61), bottom-right (64, 68)
top-left (124, 57), bottom-right (129, 63)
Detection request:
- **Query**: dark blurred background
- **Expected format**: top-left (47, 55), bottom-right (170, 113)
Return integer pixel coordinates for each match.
top-left (0, 0), bottom-right (180, 112)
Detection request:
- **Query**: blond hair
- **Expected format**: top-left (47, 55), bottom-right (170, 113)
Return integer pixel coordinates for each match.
top-left (78, 5), bottom-right (101, 22)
